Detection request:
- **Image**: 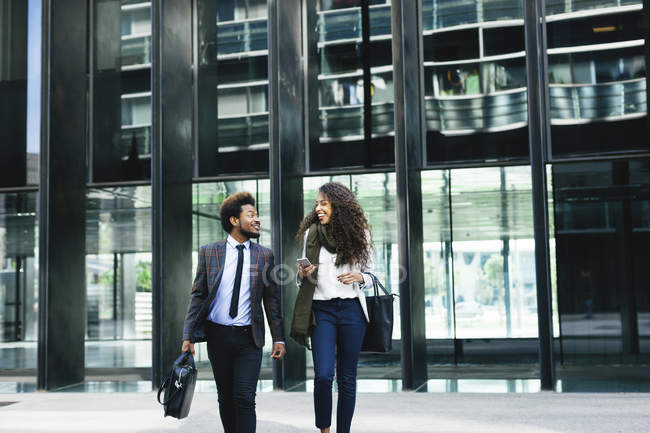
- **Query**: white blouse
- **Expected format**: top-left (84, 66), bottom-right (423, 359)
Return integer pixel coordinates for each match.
top-left (312, 245), bottom-right (373, 300)
top-left (298, 228), bottom-right (373, 321)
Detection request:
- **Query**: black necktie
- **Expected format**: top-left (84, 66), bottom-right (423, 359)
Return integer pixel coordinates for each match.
top-left (229, 244), bottom-right (245, 318)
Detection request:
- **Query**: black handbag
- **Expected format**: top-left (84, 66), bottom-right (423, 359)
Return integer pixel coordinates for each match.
top-left (361, 272), bottom-right (396, 353)
top-left (157, 351), bottom-right (197, 419)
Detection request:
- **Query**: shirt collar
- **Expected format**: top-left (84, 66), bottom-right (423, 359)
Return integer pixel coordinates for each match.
top-left (227, 234), bottom-right (251, 250)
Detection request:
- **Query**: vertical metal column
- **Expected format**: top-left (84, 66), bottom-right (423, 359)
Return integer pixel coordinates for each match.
top-left (38, 0), bottom-right (88, 390)
top-left (524, 0), bottom-right (556, 390)
top-left (268, 0), bottom-right (307, 390)
top-left (151, 1), bottom-right (194, 388)
top-left (613, 161), bottom-right (639, 358)
top-left (391, 0), bottom-right (428, 390)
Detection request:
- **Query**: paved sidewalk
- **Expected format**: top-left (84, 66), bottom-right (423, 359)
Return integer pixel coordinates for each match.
top-left (1, 391), bottom-right (649, 433)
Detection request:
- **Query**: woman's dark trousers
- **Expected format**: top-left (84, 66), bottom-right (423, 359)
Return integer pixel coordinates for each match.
top-left (311, 298), bottom-right (367, 433)
top-left (206, 321), bottom-right (262, 433)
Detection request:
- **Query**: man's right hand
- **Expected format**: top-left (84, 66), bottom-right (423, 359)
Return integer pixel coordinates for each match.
top-left (181, 339), bottom-right (195, 356)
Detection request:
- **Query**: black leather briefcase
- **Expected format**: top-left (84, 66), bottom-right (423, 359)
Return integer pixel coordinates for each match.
top-left (157, 351), bottom-right (197, 419)
top-left (361, 272), bottom-right (396, 353)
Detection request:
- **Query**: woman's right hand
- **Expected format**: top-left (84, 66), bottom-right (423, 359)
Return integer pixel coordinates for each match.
top-left (298, 263), bottom-right (317, 279)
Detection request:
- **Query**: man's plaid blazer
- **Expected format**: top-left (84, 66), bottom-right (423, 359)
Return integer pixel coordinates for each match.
top-left (182, 239), bottom-right (285, 348)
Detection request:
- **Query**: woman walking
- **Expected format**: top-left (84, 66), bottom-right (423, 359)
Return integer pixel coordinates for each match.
top-left (291, 182), bottom-right (373, 433)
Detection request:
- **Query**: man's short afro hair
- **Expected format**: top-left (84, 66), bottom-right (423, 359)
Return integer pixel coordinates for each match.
top-left (219, 191), bottom-right (256, 233)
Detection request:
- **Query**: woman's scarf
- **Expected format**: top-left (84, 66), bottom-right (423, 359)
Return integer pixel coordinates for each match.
top-left (290, 223), bottom-right (338, 348)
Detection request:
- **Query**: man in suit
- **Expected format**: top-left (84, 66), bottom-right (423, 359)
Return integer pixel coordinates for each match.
top-left (182, 191), bottom-right (286, 433)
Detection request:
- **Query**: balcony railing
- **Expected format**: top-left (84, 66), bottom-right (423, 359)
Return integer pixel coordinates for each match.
top-left (317, 4), bottom-right (392, 44)
top-left (217, 17), bottom-right (268, 57)
top-left (421, 0), bottom-right (524, 31)
top-left (546, 0), bottom-right (640, 16)
top-left (425, 88), bottom-right (528, 134)
top-left (550, 78), bottom-right (647, 123)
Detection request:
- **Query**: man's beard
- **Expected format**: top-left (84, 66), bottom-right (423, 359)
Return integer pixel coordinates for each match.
top-left (241, 228), bottom-right (260, 239)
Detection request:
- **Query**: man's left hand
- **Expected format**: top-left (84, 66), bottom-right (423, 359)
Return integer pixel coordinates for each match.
top-left (270, 342), bottom-right (286, 360)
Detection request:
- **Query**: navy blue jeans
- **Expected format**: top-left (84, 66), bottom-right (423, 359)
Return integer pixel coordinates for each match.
top-left (311, 298), bottom-right (367, 433)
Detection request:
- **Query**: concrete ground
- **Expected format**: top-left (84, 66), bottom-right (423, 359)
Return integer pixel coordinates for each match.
top-left (1, 391), bottom-right (649, 433)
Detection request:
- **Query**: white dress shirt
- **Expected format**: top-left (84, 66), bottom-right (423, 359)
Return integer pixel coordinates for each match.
top-left (208, 235), bottom-right (252, 326)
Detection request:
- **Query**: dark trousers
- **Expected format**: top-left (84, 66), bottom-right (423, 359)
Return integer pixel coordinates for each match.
top-left (206, 321), bottom-right (262, 433)
top-left (311, 298), bottom-right (367, 433)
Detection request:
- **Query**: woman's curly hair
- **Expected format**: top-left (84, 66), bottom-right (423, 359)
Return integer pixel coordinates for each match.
top-left (297, 182), bottom-right (372, 269)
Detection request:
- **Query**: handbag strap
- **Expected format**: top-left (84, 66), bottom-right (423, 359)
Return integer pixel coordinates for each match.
top-left (363, 272), bottom-right (391, 296)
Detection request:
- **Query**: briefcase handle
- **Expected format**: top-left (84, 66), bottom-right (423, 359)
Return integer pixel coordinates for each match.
top-left (157, 351), bottom-right (195, 406)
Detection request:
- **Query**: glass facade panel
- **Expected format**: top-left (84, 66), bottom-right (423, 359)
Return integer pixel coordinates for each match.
top-left (551, 159), bottom-right (650, 363)
top-left (91, 0), bottom-right (152, 182)
top-left (197, 0), bottom-right (270, 176)
top-left (85, 186), bottom-right (152, 368)
top-left (0, 192), bottom-right (38, 372)
top-left (0, 0), bottom-right (30, 187)
top-left (546, 1), bottom-right (649, 157)
top-left (422, 166), bottom-right (538, 340)
top-left (310, 0), bottom-right (395, 170)
top-left (422, 171), bottom-right (454, 339)
top-left (192, 180), bottom-right (274, 376)
top-left (422, 0), bottom-right (530, 164)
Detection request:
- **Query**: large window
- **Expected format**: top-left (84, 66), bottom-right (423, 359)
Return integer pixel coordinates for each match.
top-left (197, 0), bottom-right (270, 175)
top-left (309, 0), bottom-right (395, 170)
top-left (91, 0), bottom-right (152, 182)
top-left (422, 0), bottom-right (530, 164)
top-left (546, 1), bottom-right (649, 157)
top-left (85, 186), bottom-right (152, 369)
top-left (551, 159), bottom-right (650, 363)
top-left (0, 192), bottom-right (38, 375)
top-left (422, 166), bottom-right (539, 343)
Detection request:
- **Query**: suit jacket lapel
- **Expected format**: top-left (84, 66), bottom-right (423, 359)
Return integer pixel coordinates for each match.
top-left (209, 240), bottom-right (226, 295)
top-left (249, 242), bottom-right (261, 305)
top-left (216, 240), bottom-right (226, 270)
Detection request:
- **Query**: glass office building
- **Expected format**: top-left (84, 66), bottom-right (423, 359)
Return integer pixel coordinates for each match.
top-left (1, 0), bottom-right (649, 391)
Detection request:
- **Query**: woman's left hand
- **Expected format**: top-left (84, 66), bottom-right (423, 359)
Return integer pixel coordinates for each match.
top-left (337, 272), bottom-right (364, 285)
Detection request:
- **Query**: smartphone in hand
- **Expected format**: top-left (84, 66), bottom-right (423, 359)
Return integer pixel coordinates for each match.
top-left (297, 257), bottom-right (312, 268)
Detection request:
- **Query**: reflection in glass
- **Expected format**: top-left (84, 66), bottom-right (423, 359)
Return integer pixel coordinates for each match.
top-left (197, 0), bottom-right (270, 175)
top-left (546, 3), bottom-right (648, 156)
top-left (0, 0), bottom-right (31, 187)
top-left (192, 180), bottom-right (273, 376)
top-left (451, 167), bottom-right (537, 338)
top-left (311, 1), bottom-right (395, 170)
top-left (422, 0), bottom-right (524, 30)
top-left (422, 167), bottom-right (538, 340)
top-left (551, 160), bottom-right (650, 362)
top-left (422, 0), bottom-right (529, 164)
top-left (92, 0), bottom-right (151, 182)
top-left (0, 192), bottom-right (38, 373)
top-left (421, 171), bottom-right (453, 338)
top-left (85, 186), bottom-right (152, 368)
